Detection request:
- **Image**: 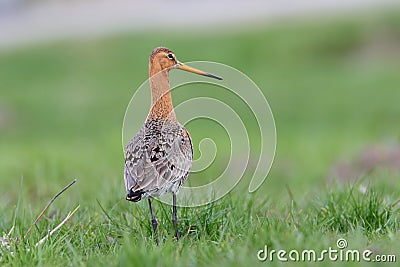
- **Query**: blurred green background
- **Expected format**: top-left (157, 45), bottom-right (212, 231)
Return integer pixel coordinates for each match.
top-left (1, 9), bottom-right (400, 203)
top-left (1, 2), bottom-right (400, 266)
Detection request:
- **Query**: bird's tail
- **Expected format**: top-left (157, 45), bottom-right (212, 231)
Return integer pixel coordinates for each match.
top-left (126, 189), bottom-right (144, 202)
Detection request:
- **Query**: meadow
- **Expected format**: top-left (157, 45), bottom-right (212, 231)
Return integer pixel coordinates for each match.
top-left (1, 10), bottom-right (400, 266)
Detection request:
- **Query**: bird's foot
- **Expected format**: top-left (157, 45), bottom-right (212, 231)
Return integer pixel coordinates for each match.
top-left (151, 218), bottom-right (159, 245)
top-left (172, 217), bottom-right (180, 240)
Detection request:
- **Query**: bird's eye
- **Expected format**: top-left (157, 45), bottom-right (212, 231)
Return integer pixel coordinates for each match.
top-left (167, 53), bottom-right (174, 60)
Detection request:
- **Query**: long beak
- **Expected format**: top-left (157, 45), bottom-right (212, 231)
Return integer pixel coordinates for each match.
top-left (177, 62), bottom-right (223, 80)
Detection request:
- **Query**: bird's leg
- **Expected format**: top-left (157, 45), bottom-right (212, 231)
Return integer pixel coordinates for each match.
top-left (172, 193), bottom-right (180, 240)
top-left (148, 198), bottom-right (159, 245)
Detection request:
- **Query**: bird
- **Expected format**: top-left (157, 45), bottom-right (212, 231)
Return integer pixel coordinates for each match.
top-left (124, 47), bottom-right (222, 244)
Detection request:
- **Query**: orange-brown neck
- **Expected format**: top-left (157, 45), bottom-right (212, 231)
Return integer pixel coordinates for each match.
top-left (148, 62), bottom-right (177, 121)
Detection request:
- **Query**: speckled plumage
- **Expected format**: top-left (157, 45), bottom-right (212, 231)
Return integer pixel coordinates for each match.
top-left (124, 118), bottom-right (193, 201)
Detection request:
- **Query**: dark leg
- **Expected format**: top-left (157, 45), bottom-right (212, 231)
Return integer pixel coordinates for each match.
top-left (148, 198), bottom-right (158, 245)
top-left (172, 193), bottom-right (180, 240)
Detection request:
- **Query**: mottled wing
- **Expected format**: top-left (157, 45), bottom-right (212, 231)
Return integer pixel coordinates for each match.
top-left (124, 120), bottom-right (193, 200)
top-left (124, 128), bottom-right (147, 198)
top-left (155, 124), bottom-right (193, 191)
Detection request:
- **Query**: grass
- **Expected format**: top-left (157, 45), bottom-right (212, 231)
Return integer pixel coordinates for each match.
top-left (316, 186), bottom-right (399, 237)
top-left (1, 185), bottom-right (399, 266)
top-left (1, 9), bottom-right (400, 266)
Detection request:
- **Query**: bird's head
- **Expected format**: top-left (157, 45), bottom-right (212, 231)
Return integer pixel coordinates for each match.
top-left (149, 47), bottom-right (222, 80)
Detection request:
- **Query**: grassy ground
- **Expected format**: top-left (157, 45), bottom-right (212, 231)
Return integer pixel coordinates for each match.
top-left (1, 10), bottom-right (400, 266)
